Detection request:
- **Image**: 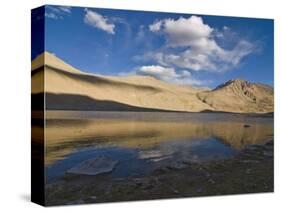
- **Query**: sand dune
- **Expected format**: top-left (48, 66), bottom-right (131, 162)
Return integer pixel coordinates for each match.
top-left (31, 52), bottom-right (273, 113)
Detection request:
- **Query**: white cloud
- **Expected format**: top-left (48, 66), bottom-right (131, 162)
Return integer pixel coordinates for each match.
top-left (150, 16), bottom-right (213, 48)
top-left (217, 40), bottom-right (254, 66)
top-left (223, 26), bottom-right (230, 31)
top-left (148, 16), bottom-right (255, 72)
top-left (149, 20), bottom-right (163, 32)
top-left (58, 6), bottom-right (72, 13)
top-left (45, 5), bottom-right (72, 19)
top-left (45, 12), bottom-right (58, 19)
top-left (137, 65), bottom-right (183, 81)
top-left (135, 65), bottom-right (205, 85)
top-left (84, 9), bottom-right (115, 34)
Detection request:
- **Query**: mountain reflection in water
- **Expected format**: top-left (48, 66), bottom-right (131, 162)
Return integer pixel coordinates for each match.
top-left (36, 111), bottom-right (273, 167)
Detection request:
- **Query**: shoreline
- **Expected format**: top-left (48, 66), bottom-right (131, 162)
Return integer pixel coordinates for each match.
top-left (32, 109), bottom-right (274, 116)
top-left (45, 140), bottom-right (274, 206)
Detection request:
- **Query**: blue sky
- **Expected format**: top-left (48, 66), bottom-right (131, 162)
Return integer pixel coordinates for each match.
top-left (32, 5), bottom-right (274, 88)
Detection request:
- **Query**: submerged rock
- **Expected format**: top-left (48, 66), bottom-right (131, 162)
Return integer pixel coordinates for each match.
top-left (67, 156), bottom-right (118, 176)
top-left (263, 151), bottom-right (273, 157)
top-left (166, 162), bottom-right (188, 170)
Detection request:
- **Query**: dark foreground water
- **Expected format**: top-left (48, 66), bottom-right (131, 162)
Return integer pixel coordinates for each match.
top-left (33, 111), bottom-right (273, 205)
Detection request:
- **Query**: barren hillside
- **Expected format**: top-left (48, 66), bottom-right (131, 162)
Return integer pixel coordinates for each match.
top-left (31, 52), bottom-right (273, 113)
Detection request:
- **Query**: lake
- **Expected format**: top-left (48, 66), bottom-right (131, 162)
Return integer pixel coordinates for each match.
top-left (42, 111), bottom-right (273, 183)
top-left (30, 111), bottom-right (274, 204)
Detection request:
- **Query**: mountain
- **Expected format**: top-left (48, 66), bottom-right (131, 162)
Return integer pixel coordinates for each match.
top-left (31, 52), bottom-right (273, 113)
top-left (197, 79), bottom-right (274, 113)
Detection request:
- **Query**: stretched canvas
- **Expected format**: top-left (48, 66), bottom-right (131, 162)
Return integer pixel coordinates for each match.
top-left (31, 5), bottom-right (274, 206)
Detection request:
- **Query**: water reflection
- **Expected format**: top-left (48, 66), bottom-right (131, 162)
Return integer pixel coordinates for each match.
top-left (41, 111), bottom-right (273, 167)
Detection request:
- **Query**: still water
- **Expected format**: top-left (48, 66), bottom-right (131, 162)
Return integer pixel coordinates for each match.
top-left (41, 111), bottom-right (273, 183)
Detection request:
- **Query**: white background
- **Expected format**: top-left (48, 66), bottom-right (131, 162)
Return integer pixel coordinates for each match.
top-left (0, 0), bottom-right (280, 211)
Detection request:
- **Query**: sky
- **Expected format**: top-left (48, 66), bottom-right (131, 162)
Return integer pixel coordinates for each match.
top-left (32, 5), bottom-right (274, 88)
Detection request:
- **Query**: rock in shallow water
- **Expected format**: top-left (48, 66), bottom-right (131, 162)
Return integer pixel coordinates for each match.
top-left (67, 156), bottom-right (118, 176)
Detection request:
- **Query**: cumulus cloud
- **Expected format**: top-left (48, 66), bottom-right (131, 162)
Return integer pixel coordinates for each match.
top-left (137, 65), bottom-right (187, 81)
top-left (149, 20), bottom-right (163, 32)
top-left (45, 5), bottom-right (72, 19)
top-left (148, 15), bottom-right (255, 72)
top-left (149, 16), bottom-right (213, 48)
top-left (84, 9), bottom-right (115, 34)
top-left (134, 65), bottom-right (204, 85)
